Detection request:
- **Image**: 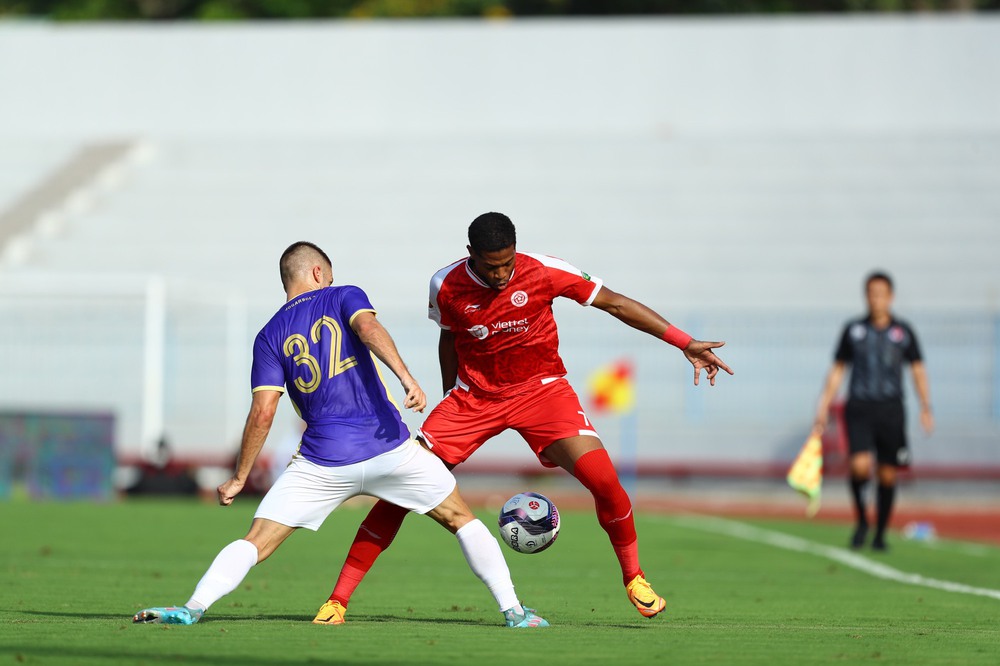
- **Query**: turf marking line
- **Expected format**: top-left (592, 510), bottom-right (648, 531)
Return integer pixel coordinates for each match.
top-left (667, 514), bottom-right (1000, 602)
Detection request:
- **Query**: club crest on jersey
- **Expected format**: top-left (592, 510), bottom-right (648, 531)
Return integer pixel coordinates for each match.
top-left (510, 290), bottom-right (529, 307)
top-left (889, 326), bottom-right (905, 343)
top-left (469, 324), bottom-right (489, 340)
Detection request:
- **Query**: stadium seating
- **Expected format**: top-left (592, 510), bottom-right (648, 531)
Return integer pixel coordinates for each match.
top-left (1, 19), bottom-right (997, 476)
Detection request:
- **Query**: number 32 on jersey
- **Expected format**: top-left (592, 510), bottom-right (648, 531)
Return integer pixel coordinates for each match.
top-left (282, 316), bottom-right (358, 393)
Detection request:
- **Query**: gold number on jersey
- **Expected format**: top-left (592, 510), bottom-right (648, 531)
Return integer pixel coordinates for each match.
top-left (282, 317), bottom-right (359, 393)
top-left (283, 333), bottom-right (322, 393)
top-left (311, 316), bottom-right (358, 378)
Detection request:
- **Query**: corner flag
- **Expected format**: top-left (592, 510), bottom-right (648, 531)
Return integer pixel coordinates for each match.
top-left (588, 358), bottom-right (638, 494)
top-left (787, 433), bottom-right (823, 517)
top-left (587, 359), bottom-right (635, 414)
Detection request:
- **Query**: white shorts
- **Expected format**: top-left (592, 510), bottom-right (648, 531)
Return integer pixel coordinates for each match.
top-left (254, 439), bottom-right (456, 531)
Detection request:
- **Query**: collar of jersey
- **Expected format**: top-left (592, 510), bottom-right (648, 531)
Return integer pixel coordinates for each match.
top-left (464, 258), bottom-right (516, 290)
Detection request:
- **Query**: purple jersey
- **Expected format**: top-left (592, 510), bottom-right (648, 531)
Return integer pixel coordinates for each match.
top-left (251, 285), bottom-right (410, 466)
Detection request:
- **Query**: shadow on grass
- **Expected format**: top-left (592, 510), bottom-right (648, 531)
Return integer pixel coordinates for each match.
top-left (350, 614), bottom-right (650, 630)
top-left (13, 609), bottom-right (488, 626)
top-left (0, 646), bottom-right (272, 666)
top-left (10, 608), bottom-right (652, 630)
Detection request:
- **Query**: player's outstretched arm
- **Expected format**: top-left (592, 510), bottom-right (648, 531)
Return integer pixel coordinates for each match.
top-left (591, 286), bottom-right (673, 337)
top-left (220, 389), bottom-right (280, 506)
top-left (591, 286), bottom-right (733, 386)
top-left (352, 311), bottom-right (426, 412)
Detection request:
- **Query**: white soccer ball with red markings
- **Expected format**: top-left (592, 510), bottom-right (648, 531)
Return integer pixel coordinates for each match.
top-left (498, 492), bottom-right (560, 554)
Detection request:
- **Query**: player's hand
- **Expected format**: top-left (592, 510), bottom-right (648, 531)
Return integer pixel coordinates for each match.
top-left (217, 477), bottom-right (245, 506)
top-left (402, 379), bottom-right (427, 413)
top-left (920, 410), bottom-right (935, 435)
top-left (683, 340), bottom-right (734, 386)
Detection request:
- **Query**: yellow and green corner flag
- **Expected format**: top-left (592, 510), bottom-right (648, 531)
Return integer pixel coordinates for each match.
top-left (787, 433), bottom-right (823, 517)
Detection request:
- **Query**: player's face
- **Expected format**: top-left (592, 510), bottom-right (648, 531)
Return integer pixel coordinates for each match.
top-left (468, 245), bottom-right (516, 290)
top-left (866, 278), bottom-right (893, 319)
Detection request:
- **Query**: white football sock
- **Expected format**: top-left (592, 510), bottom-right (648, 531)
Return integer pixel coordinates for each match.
top-left (455, 519), bottom-right (522, 613)
top-left (185, 539), bottom-right (259, 611)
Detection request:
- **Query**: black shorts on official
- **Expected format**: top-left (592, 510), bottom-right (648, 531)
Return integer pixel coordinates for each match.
top-left (844, 399), bottom-right (911, 468)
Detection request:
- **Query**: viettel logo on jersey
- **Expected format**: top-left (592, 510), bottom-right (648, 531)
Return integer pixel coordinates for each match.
top-left (469, 324), bottom-right (489, 340)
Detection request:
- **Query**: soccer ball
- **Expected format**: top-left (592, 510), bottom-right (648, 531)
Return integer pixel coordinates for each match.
top-left (497, 492), bottom-right (560, 554)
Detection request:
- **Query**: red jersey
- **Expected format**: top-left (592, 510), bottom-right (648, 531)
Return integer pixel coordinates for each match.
top-left (428, 252), bottom-right (603, 397)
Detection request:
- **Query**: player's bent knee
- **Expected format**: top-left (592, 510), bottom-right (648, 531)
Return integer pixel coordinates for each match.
top-left (243, 519), bottom-right (295, 563)
top-left (426, 492), bottom-right (475, 534)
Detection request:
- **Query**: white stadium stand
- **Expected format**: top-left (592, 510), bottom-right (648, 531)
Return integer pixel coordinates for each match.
top-left (0, 18), bottom-right (998, 481)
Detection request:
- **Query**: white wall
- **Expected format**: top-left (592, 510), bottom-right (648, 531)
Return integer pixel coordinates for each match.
top-left (1, 17), bottom-right (999, 139)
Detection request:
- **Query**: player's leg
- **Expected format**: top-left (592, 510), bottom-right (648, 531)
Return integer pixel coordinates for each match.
top-left (425, 486), bottom-right (547, 627)
top-left (871, 402), bottom-right (906, 551)
top-left (541, 435), bottom-right (638, 580)
top-left (133, 518), bottom-right (293, 625)
top-left (872, 463), bottom-right (897, 551)
top-left (844, 401), bottom-right (876, 549)
top-left (514, 380), bottom-right (663, 618)
top-left (321, 391), bottom-right (503, 618)
top-left (361, 439), bottom-right (547, 627)
top-left (188, 519), bottom-right (294, 610)
top-left (542, 435), bottom-right (664, 617)
top-left (135, 455), bottom-right (352, 625)
top-left (320, 500), bottom-right (411, 621)
top-left (847, 450), bottom-right (874, 548)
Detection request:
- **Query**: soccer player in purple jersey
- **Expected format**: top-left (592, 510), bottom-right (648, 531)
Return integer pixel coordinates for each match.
top-left (133, 241), bottom-right (547, 629)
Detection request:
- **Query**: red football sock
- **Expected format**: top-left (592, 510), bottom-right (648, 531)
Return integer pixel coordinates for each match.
top-left (329, 501), bottom-right (410, 607)
top-left (572, 448), bottom-right (643, 587)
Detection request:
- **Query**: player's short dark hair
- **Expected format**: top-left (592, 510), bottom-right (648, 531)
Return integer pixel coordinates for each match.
top-left (865, 270), bottom-right (894, 292)
top-left (279, 241), bottom-right (331, 290)
top-left (468, 212), bottom-right (516, 253)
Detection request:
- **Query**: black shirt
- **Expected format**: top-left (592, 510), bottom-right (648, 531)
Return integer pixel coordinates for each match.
top-left (834, 316), bottom-right (923, 403)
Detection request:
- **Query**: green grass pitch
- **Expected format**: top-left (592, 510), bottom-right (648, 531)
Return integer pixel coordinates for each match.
top-left (2, 498), bottom-right (998, 665)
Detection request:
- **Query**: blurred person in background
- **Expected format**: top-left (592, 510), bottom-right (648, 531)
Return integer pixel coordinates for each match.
top-left (814, 271), bottom-right (934, 551)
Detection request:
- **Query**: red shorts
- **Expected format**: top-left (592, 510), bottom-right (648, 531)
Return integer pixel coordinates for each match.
top-left (418, 378), bottom-right (601, 468)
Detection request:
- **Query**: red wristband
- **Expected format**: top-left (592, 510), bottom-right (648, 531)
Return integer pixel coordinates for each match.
top-left (662, 325), bottom-right (692, 350)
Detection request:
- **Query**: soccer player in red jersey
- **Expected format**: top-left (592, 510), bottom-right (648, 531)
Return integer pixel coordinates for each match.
top-left (317, 212), bottom-right (733, 621)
